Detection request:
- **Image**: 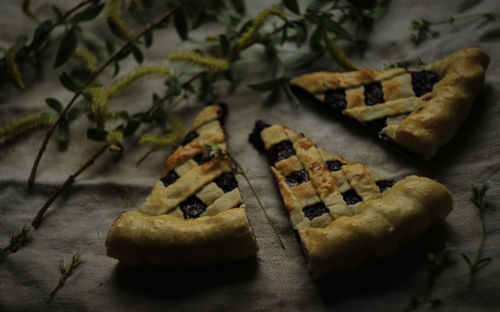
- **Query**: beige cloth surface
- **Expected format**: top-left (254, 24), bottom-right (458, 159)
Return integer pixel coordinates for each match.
top-left (1, 0), bottom-right (500, 311)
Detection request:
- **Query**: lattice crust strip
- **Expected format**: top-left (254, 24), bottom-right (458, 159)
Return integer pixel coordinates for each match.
top-left (106, 104), bottom-right (259, 267)
top-left (291, 48), bottom-right (490, 159)
top-left (250, 121), bottom-right (453, 277)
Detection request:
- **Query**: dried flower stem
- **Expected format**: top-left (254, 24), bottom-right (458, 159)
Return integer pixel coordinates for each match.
top-left (462, 184), bottom-right (491, 283)
top-left (28, 9), bottom-right (175, 187)
top-left (49, 254), bottom-right (83, 300)
top-left (206, 144), bottom-right (286, 250)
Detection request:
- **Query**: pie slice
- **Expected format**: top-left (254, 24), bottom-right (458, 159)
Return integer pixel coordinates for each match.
top-left (249, 121), bottom-right (453, 278)
top-left (106, 104), bottom-right (258, 267)
top-left (290, 48), bottom-right (490, 159)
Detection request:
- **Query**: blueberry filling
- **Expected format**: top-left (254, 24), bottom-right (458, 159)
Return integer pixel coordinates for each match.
top-left (376, 179), bottom-right (395, 193)
top-left (285, 169), bottom-right (309, 186)
top-left (182, 131), bottom-right (199, 146)
top-left (325, 89), bottom-right (347, 110)
top-left (366, 117), bottom-right (387, 133)
top-left (179, 196), bottom-right (207, 219)
top-left (342, 189), bottom-right (362, 205)
top-left (326, 160), bottom-right (344, 172)
top-left (266, 140), bottom-right (296, 164)
top-left (216, 102), bottom-right (228, 124)
top-left (364, 82), bottom-right (384, 106)
top-left (249, 120), bottom-right (271, 153)
top-left (303, 202), bottom-right (329, 220)
top-left (160, 170), bottom-right (179, 187)
top-left (411, 70), bottom-right (439, 97)
top-left (214, 172), bottom-right (238, 193)
top-left (193, 150), bottom-right (213, 165)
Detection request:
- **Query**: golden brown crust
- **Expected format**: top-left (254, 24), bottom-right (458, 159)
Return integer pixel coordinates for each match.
top-left (141, 157), bottom-right (233, 216)
top-left (299, 176), bottom-right (452, 278)
top-left (107, 104), bottom-right (258, 268)
top-left (106, 208), bottom-right (259, 267)
top-left (394, 48), bottom-right (490, 159)
top-left (252, 122), bottom-right (453, 278)
top-left (290, 68), bottom-right (407, 96)
top-left (290, 48), bottom-right (490, 159)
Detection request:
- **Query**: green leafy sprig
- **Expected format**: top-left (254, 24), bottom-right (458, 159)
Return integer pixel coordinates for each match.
top-left (28, 6), bottom-right (176, 186)
top-left (0, 224), bottom-right (31, 262)
top-left (206, 143), bottom-right (286, 250)
top-left (462, 184), bottom-right (491, 282)
top-left (403, 245), bottom-right (452, 311)
top-left (410, 12), bottom-right (494, 44)
top-left (49, 254), bottom-right (83, 300)
top-left (0, 0), bottom-right (102, 90)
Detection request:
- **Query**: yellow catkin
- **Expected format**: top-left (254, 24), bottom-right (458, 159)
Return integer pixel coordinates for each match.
top-left (107, 0), bottom-right (134, 41)
top-left (6, 45), bottom-right (26, 91)
top-left (21, 0), bottom-right (39, 22)
top-left (166, 51), bottom-right (229, 72)
top-left (0, 111), bottom-right (53, 141)
top-left (73, 49), bottom-right (99, 72)
top-left (322, 32), bottom-right (359, 71)
top-left (106, 129), bottom-right (124, 151)
top-left (105, 66), bottom-right (171, 99)
top-left (237, 8), bottom-right (286, 50)
top-left (139, 114), bottom-right (185, 148)
top-left (86, 86), bottom-right (108, 131)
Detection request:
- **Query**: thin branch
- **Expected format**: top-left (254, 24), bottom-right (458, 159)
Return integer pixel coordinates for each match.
top-left (61, 0), bottom-right (97, 20)
top-left (136, 149), bottom-right (154, 165)
top-left (28, 9), bottom-right (174, 187)
top-left (31, 144), bottom-right (107, 228)
top-left (30, 71), bottom-right (201, 229)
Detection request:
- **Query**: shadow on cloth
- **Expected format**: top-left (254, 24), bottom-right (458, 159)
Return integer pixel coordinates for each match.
top-left (312, 223), bottom-right (453, 303)
top-left (111, 255), bottom-right (259, 298)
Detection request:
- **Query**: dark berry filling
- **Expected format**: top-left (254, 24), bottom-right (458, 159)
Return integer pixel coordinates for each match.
top-left (249, 120), bottom-right (271, 153)
top-left (214, 172), bottom-right (238, 193)
top-left (325, 89), bottom-right (347, 111)
top-left (326, 160), bottom-right (344, 172)
top-left (366, 117), bottom-right (387, 133)
top-left (179, 196), bottom-right (207, 219)
top-left (193, 150), bottom-right (213, 165)
top-left (160, 170), bottom-right (179, 187)
top-left (216, 102), bottom-right (228, 124)
top-left (182, 131), bottom-right (199, 146)
top-left (285, 169), bottom-right (309, 186)
top-left (376, 179), bottom-right (396, 193)
top-left (364, 82), bottom-right (384, 106)
top-left (266, 140), bottom-right (296, 164)
top-left (342, 189), bottom-right (362, 205)
top-left (303, 202), bottom-right (329, 220)
top-left (411, 70), bottom-right (439, 97)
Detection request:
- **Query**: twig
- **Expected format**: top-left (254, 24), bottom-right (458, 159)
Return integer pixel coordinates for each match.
top-left (402, 246), bottom-right (451, 311)
top-left (62, 0), bottom-right (97, 20)
top-left (0, 224), bottom-right (31, 262)
top-left (136, 149), bottom-right (154, 165)
top-left (31, 144), bottom-right (107, 228)
top-left (462, 184), bottom-right (491, 283)
top-left (30, 71), bottom-right (201, 229)
top-left (28, 9), bottom-right (175, 187)
top-left (49, 254), bottom-right (83, 300)
top-left (206, 144), bottom-right (286, 250)
top-left (431, 12), bottom-right (494, 25)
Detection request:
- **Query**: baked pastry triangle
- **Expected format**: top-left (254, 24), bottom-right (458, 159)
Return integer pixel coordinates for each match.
top-left (290, 48), bottom-right (490, 159)
top-left (106, 104), bottom-right (258, 267)
top-left (249, 121), bottom-right (453, 278)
